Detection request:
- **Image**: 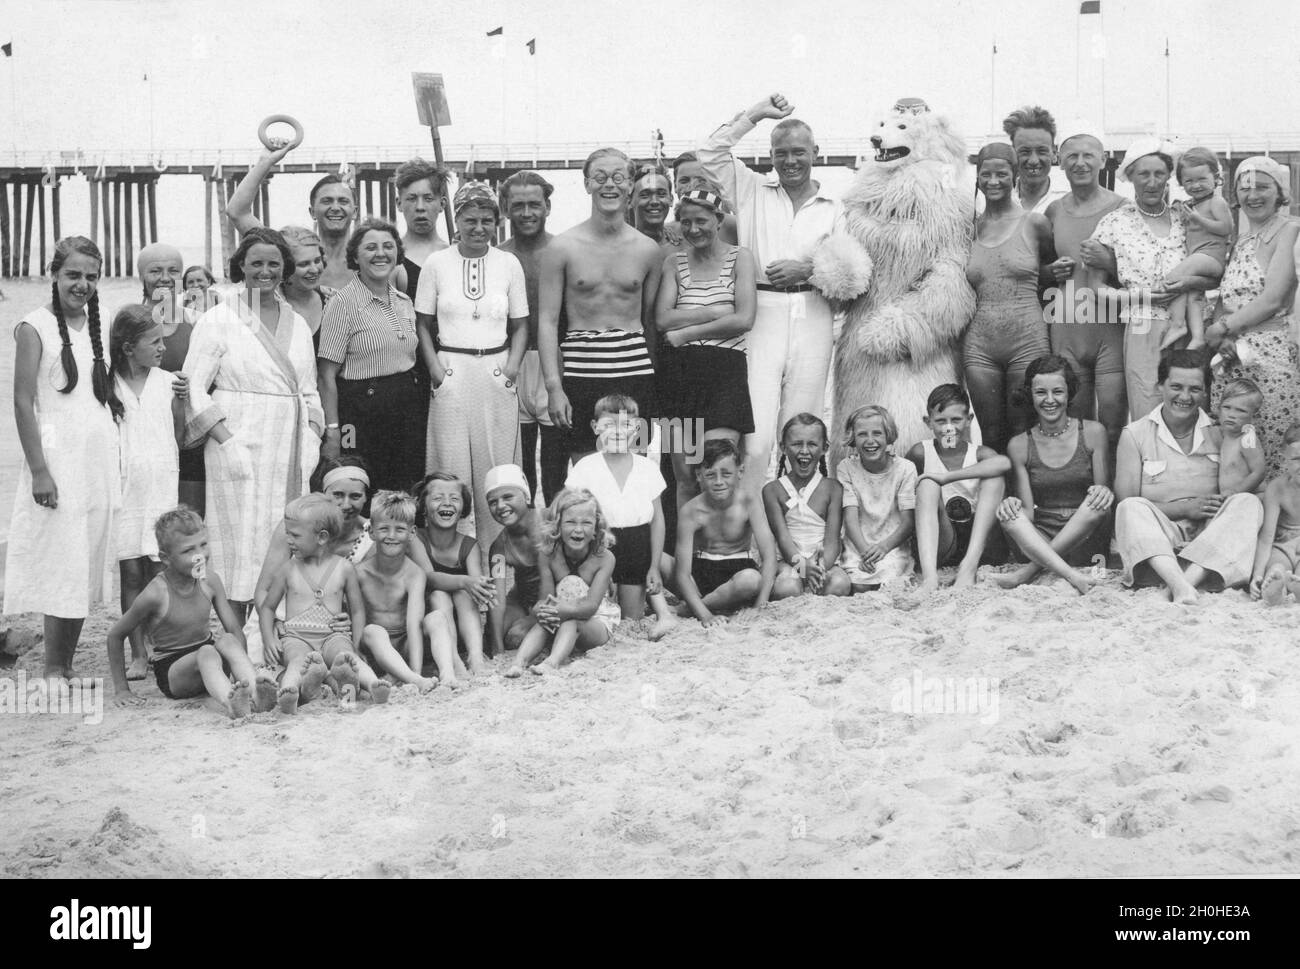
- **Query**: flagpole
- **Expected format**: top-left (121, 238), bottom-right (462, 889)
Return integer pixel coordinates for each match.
top-left (990, 38), bottom-right (996, 135)
top-left (1098, 7), bottom-right (1106, 134)
top-left (8, 53), bottom-right (17, 156)
top-left (1164, 38), bottom-right (1171, 135)
top-left (532, 44), bottom-right (539, 153)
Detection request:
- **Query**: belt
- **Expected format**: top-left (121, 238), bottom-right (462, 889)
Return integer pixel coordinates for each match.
top-left (757, 283), bottom-right (814, 294)
top-left (436, 341), bottom-right (509, 357)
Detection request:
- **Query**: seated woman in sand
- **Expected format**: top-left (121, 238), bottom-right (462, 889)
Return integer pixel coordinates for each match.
top-left (994, 355), bottom-right (1112, 593)
top-left (1113, 350), bottom-right (1263, 604)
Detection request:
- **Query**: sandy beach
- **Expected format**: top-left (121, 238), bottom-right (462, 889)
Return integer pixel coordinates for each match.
top-left (2, 277), bottom-right (1299, 878)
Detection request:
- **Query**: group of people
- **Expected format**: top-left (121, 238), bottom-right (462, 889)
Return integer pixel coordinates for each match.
top-left (7, 93), bottom-right (1300, 713)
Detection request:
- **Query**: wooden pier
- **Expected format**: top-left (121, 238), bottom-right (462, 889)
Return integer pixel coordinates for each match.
top-left (3, 133), bottom-right (1299, 277)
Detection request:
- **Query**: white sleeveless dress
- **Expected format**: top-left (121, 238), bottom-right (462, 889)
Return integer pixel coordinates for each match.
top-left (115, 367), bottom-right (179, 560)
top-left (4, 307), bottom-right (121, 618)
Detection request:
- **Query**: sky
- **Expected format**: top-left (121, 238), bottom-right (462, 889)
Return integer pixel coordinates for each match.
top-left (1, 0), bottom-right (1295, 264)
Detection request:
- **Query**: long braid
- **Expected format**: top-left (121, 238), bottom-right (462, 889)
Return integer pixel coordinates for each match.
top-left (86, 292), bottom-right (124, 422)
top-left (776, 453), bottom-right (787, 478)
top-left (51, 278), bottom-right (80, 395)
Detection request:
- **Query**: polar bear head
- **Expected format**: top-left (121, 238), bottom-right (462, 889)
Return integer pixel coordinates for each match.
top-left (868, 98), bottom-right (967, 172)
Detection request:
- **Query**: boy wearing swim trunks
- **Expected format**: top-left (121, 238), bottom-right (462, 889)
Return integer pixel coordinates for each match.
top-left (259, 495), bottom-right (379, 713)
top-left (356, 491), bottom-right (438, 692)
top-left (673, 439), bottom-right (776, 625)
top-left (108, 507), bottom-right (278, 718)
top-left (905, 385), bottom-right (1010, 595)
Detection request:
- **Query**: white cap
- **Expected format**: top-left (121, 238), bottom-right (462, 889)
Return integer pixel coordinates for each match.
top-left (1118, 136), bottom-right (1179, 183)
top-left (484, 464), bottom-right (531, 501)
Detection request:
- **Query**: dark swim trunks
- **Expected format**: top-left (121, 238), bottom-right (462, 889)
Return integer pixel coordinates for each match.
top-left (691, 554), bottom-right (758, 597)
top-left (153, 636), bottom-right (219, 699)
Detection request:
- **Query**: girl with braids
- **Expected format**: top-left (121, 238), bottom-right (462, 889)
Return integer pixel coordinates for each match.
top-left (110, 305), bottom-right (190, 679)
top-left (762, 413), bottom-right (851, 599)
top-left (4, 236), bottom-right (122, 679)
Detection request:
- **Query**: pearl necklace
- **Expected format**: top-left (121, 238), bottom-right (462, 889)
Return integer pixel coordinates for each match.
top-left (1136, 200), bottom-right (1169, 218)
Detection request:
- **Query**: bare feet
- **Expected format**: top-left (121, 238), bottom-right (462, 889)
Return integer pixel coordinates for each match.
top-left (299, 653), bottom-right (328, 702)
top-left (503, 665), bottom-right (524, 679)
top-left (417, 676), bottom-right (438, 693)
top-left (917, 576), bottom-right (940, 596)
top-left (647, 615), bottom-right (677, 642)
top-left (226, 679), bottom-right (252, 719)
top-left (1261, 569), bottom-right (1288, 607)
top-left (990, 567), bottom-right (1034, 590)
top-left (531, 659), bottom-right (561, 676)
top-left (368, 680), bottom-right (391, 704)
top-left (1168, 581), bottom-right (1199, 606)
top-left (252, 674), bottom-right (278, 713)
top-left (468, 656), bottom-right (488, 675)
top-left (329, 654), bottom-right (360, 698)
top-left (276, 685), bottom-right (300, 715)
top-left (1067, 570), bottom-right (1098, 596)
top-left (952, 566), bottom-right (978, 590)
top-left (126, 656), bottom-right (149, 681)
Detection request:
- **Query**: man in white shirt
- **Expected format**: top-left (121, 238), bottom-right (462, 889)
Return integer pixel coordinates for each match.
top-left (697, 93), bottom-right (841, 489)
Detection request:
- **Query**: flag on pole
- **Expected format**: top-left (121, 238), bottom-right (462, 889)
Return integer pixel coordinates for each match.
top-left (526, 38), bottom-right (535, 55)
top-left (1, 42), bottom-right (12, 57)
top-left (486, 26), bottom-right (503, 36)
top-left (1080, 1), bottom-right (1100, 13)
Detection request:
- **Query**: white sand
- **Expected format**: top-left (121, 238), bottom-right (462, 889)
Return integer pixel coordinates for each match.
top-left (2, 574), bottom-right (1298, 878)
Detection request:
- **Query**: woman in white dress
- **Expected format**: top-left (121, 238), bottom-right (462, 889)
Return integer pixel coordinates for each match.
top-left (415, 182), bottom-right (529, 556)
top-left (4, 237), bottom-right (122, 678)
top-left (183, 227), bottom-right (323, 614)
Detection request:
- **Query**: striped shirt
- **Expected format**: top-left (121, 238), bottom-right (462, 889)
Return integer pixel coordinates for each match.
top-left (675, 246), bottom-right (745, 352)
top-left (561, 329), bottom-right (655, 379)
top-left (317, 277), bottom-right (418, 380)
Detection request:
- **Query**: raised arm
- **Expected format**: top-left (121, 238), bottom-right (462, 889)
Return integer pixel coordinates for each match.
top-left (697, 94), bottom-right (794, 219)
top-left (226, 144), bottom-right (294, 235)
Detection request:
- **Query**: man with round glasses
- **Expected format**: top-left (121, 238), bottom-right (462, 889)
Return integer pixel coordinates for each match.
top-left (538, 148), bottom-right (663, 462)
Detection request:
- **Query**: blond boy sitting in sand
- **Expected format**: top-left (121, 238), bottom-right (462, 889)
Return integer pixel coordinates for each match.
top-left (673, 439), bottom-right (777, 626)
top-left (1250, 424), bottom-right (1300, 606)
top-left (1215, 378), bottom-right (1266, 496)
top-left (355, 491), bottom-right (438, 693)
top-left (108, 507), bottom-right (277, 718)
top-left (259, 495), bottom-right (379, 713)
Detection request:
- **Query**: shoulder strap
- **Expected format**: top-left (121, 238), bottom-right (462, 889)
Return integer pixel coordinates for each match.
top-left (721, 246), bottom-right (740, 278)
top-left (777, 475), bottom-right (798, 501)
top-left (458, 536), bottom-right (475, 568)
top-left (675, 250), bottom-right (692, 286)
top-left (318, 554), bottom-right (343, 588)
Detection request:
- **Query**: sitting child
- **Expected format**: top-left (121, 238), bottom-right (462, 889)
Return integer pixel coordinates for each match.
top-left (1250, 423), bottom-right (1300, 606)
top-left (905, 384), bottom-right (1010, 593)
top-left (761, 413), bottom-right (851, 599)
top-left (674, 439), bottom-right (776, 625)
top-left (355, 491), bottom-right (438, 693)
top-left (836, 405), bottom-right (918, 591)
top-left (411, 472), bottom-right (495, 682)
top-left (259, 494), bottom-right (378, 713)
top-left (505, 488), bottom-right (620, 676)
top-left (566, 393), bottom-right (676, 638)
top-left (1216, 378), bottom-right (1266, 496)
top-left (108, 507), bottom-right (277, 718)
top-left (485, 465), bottom-right (543, 657)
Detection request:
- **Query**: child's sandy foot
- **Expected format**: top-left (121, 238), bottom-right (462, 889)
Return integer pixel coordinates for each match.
top-left (126, 655), bottom-right (149, 681)
top-left (1168, 582), bottom-right (1199, 606)
top-left (276, 685), bottom-right (300, 715)
top-left (952, 567), bottom-right (978, 590)
top-left (531, 659), bottom-right (561, 676)
top-left (417, 676), bottom-right (438, 693)
top-left (329, 655), bottom-right (359, 697)
top-left (503, 665), bottom-right (524, 679)
top-left (1286, 573), bottom-right (1300, 601)
top-left (468, 657), bottom-right (489, 676)
top-left (367, 680), bottom-right (391, 704)
top-left (226, 679), bottom-right (253, 719)
top-left (1067, 570), bottom-right (1098, 596)
top-left (916, 576), bottom-right (941, 596)
top-left (990, 567), bottom-right (1033, 590)
top-left (1261, 570), bottom-right (1288, 607)
top-left (647, 615), bottom-right (677, 641)
top-left (674, 601), bottom-right (694, 618)
top-left (252, 674), bottom-right (278, 713)
top-left (299, 653), bottom-right (328, 702)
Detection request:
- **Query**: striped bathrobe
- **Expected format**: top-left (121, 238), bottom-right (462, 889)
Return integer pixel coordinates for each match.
top-left (183, 297), bottom-right (323, 601)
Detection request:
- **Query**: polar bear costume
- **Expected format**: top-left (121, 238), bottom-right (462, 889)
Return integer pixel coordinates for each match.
top-left (812, 98), bottom-right (976, 458)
